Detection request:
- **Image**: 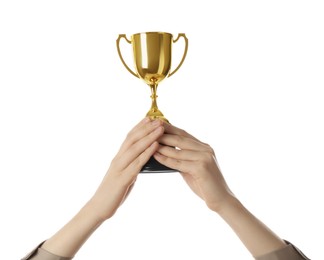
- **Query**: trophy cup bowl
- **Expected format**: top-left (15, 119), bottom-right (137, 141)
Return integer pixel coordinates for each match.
top-left (116, 32), bottom-right (188, 173)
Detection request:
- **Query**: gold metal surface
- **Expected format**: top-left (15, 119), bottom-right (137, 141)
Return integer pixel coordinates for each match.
top-left (116, 32), bottom-right (188, 121)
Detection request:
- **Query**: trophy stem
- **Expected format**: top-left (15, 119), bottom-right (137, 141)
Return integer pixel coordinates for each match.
top-left (150, 83), bottom-right (158, 111)
top-left (146, 83), bottom-right (169, 122)
top-left (142, 83), bottom-right (174, 173)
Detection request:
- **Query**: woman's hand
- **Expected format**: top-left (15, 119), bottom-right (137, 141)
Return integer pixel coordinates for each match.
top-left (89, 117), bottom-right (164, 221)
top-left (154, 122), bottom-right (235, 213)
top-left (154, 123), bottom-right (287, 257)
top-left (41, 118), bottom-right (164, 258)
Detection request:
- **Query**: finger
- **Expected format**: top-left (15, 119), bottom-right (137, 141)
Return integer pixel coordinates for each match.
top-left (153, 151), bottom-right (194, 173)
top-left (124, 117), bottom-right (151, 140)
top-left (163, 122), bottom-right (213, 149)
top-left (119, 119), bottom-right (163, 154)
top-left (162, 122), bottom-right (201, 142)
top-left (157, 145), bottom-right (204, 161)
top-left (159, 134), bottom-right (210, 152)
top-left (131, 117), bottom-right (151, 132)
top-left (125, 141), bottom-right (160, 176)
top-left (121, 126), bottom-right (164, 169)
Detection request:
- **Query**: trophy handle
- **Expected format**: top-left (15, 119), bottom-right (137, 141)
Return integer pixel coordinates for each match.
top-left (169, 33), bottom-right (189, 77)
top-left (116, 34), bottom-right (139, 78)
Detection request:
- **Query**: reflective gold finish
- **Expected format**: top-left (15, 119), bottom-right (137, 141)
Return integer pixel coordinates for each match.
top-left (116, 32), bottom-right (188, 121)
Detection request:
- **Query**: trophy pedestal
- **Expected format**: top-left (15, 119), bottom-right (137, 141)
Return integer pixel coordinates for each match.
top-left (141, 156), bottom-right (176, 173)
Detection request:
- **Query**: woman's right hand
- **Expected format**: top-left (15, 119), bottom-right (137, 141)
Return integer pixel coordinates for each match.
top-left (40, 118), bottom-right (164, 258)
top-left (89, 117), bottom-right (164, 221)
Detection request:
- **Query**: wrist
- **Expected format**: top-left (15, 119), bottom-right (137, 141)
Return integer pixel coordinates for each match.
top-left (41, 200), bottom-right (106, 257)
top-left (82, 199), bottom-right (108, 226)
top-left (212, 194), bottom-right (243, 217)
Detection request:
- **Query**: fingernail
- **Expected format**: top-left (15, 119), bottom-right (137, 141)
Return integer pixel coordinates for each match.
top-left (154, 126), bottom-right (161, 132)
top-left (144, 117), bottom-right (151, 123)
top-left (152, 120), bottom-right (160, 126)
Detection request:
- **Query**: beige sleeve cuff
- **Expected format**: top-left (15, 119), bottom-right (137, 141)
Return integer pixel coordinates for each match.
top-left (255, 241), bottom-right (310, 260)
top-left (23, 240), bottom-right (309, 260)
top-left (22, 241), bottom-right (73, 260)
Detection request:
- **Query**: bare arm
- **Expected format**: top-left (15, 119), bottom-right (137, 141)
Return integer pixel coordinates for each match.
top-left (40, 118), bottom-right (164, 258)
top-left (217, 197), bottom-right (286, 257)
top-left (154, 122), bottom-right (287, 258)
top-left (24, 119), bottom-right (308, 260)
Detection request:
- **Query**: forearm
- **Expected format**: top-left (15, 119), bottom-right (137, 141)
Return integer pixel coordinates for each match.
top-left (217, 196), bottom-right (286, 258)
top-left (41, 201), bottom-right (104, 258)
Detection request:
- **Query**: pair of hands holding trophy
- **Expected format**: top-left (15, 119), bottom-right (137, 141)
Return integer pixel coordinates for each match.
top-left (114, 32), bottom-right (227, 215)
top-left (96, 31), bottom-right (229, 231)
top-left (99, 32), bottom-right (231, 235)
top-left (115, 33), bottom-right (232, 214)
top-left (28, 33), bottom-right (307, 260)
top-left (82, 32), bottom-right (286, 258)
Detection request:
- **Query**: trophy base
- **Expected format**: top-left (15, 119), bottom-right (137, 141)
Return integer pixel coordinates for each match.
top-left (146, 109), bottom-right (169, 123)
top-left (141, 156), bottom-right (176, 173)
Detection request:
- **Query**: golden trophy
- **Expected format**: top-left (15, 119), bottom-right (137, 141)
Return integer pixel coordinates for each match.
top-left (116, 32), bottom-right (188, 173)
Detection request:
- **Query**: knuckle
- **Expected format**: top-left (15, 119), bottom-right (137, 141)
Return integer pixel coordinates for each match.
top-left (170, 158), bottom-right (181, 170)
top-left (206, 152), bottom-right (216, 162)
top-left (207, 144), bottom-right (215, 154)
top-left (199, 152), bottom-right (215, 169)
top-left (181, 129), bottom-right (188, 135)
top-left (174, 148), bottom-right (181, 155)
top-left (126, 131), bottom-right (135, 143)
top-left (202, 142), bottom-right (215, 155)
top-left (126, 129), bottom-right (133, 138)
top-left (176, 159), bottom-right (182, 168)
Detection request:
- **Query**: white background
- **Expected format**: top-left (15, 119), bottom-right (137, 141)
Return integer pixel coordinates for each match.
top-left (0, 1), bottom-right (323, 259)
